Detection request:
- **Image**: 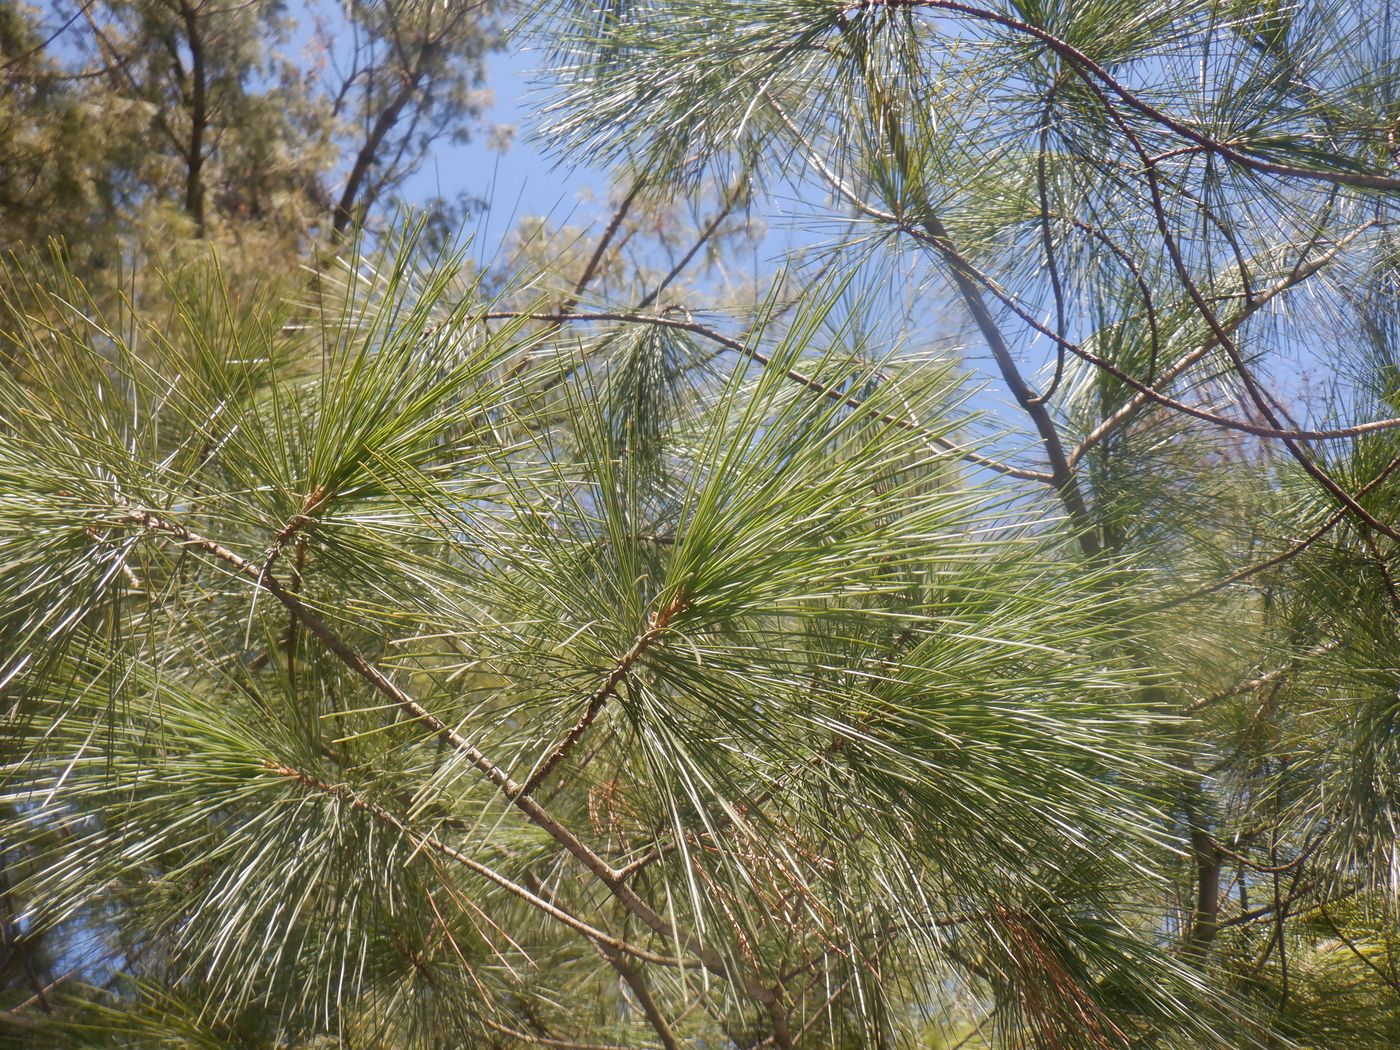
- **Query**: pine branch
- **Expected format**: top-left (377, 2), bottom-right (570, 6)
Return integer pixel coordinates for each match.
top-left (1069, 222), bottom-right (1378, 466)
top-left (522, 592), bottom-right (689, 796)
top-left (1078, 73), bottom-right (1400, 542)
top-left (849, 0), bottom-right (1400, 192)
top-left (262, 759), bottom-right (702, 971)
top-left (484, 310), bottom-right (1054, 484)
top-left (122, 509), bottom-right (786, 1014)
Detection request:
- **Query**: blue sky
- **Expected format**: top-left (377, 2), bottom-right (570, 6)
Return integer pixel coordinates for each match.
top-left (396, 38), bottom-right (851, 287)
top-left (401, 45), bottom-right (620, 258)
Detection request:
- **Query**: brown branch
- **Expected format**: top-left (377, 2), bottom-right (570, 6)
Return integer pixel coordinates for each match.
top-left (333, 60), bottom-right (427, 236)
top-left (1149, 393), bottom-right (1400, 614)
top-left (176, 0), bottom-right (208, 236)
top-left (522, 593), bottom-right (689, 796)
top-left (1183, 640), bottom-right (1342, 715)
top-left (787, 21), bottom-right (1399, 473)
top-left (1171, 509), bottom-right (1348, 608)
top-left (263, 760), bottom-right (700, 972)
top-left (1216, 881), bottom-right (1354, 930)
top-left (840, 194), bottom-right (1400, 447)
top-left (849, 0), bottom-right (1400, 193)
top-left (0, 0), bottom-right (95, 76)
top-left (507, 178), bottom-right (645, 378)
top-left (1208, 833), bottom-right (1322, 876)
top-left (484, 310), bottom-right (1053, 484)
top-left (866, 8), bottom-right (1400, 551)
top-left (1360, 531), bottom-right (1400, 614)
top-left (1070, 222), bottom-right (1377, 465)
top-left (1031, 90), bottom-right (1069, 405)
top-left (530, 175), bottom-right (740, 395)
top-left (1066, 218), bottom-right (1162, 385)
top-left (123, 509), bottom-right (781, 1009)
top-left (946, 1013), bottom-right (994, 1050)
top-left (770, 96), bottom-right (1092, 527)
top-left (1319, 906), bottom-right (1400, 999)
top-left (636, 182), bottom-right (744, 310)
top-left (1083, 79), bottom-right (1400, 543)
top-left (261, 487), bottom-right (331, 679)
top-left (830, 41), bottom-right (1400, 544)
top-left (788, 960), bottom-right (879, 1046)
top-left (914, 201), bottom-right (1096, 551)
top-left (598, 948), bottom-right (684, 1050)
top-left (521, 870), bottom-right (687, 1050)
top-left (566, 179), bottom-right (647, 312)
top-left (772, 78), bottom-right (1398, 565)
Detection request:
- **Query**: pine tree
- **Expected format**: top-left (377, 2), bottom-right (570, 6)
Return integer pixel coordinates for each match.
top-left (5, 1), bottom-right (1400, 1047)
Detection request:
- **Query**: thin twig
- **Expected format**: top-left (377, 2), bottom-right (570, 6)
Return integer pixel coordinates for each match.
top-left (637, 181), bottom-right (744, 310)
top-left (522, 592), bottom-right (688, 796)
top-left (1082, 74), bottom-right (1400, 542)
top-left (1319, 906), bottom-right (1400, 999)
top-left (264, 759), bottom-right (702, 971)
top-left (566, 179), bottom-right (647, 312)
top-left (1184, 641), bottom-right (1342, 714)
top-left (849, 0), bottom-right (1400, 192)
top-left (598, 947), bottom-right (684, 1050)
top-left (485, 310), bottom-right (1053, 484)
top-left (1159, 449), bottom-right (1400, 609)
top-left (1070, 221), bottom-right (1376, 465)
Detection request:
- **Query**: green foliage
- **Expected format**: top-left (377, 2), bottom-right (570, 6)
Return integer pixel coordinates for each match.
top-left (5, 0), bottom-right (1400, 1047)
top-left (0, 0), bottom-right (506, 292)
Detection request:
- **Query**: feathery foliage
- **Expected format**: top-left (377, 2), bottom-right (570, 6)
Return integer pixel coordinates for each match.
top-left (5, 0), bottom-right (1400, 1047)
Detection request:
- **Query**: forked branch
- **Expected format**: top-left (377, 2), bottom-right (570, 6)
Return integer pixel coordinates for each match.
top-left (123, 509), bottom-right (787, 1023)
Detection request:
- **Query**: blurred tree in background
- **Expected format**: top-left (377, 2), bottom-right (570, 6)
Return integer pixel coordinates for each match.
top-left (4, 1), bottom-right (1400, 1048)
top-left (1, 0), bottom-right (505, 280)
